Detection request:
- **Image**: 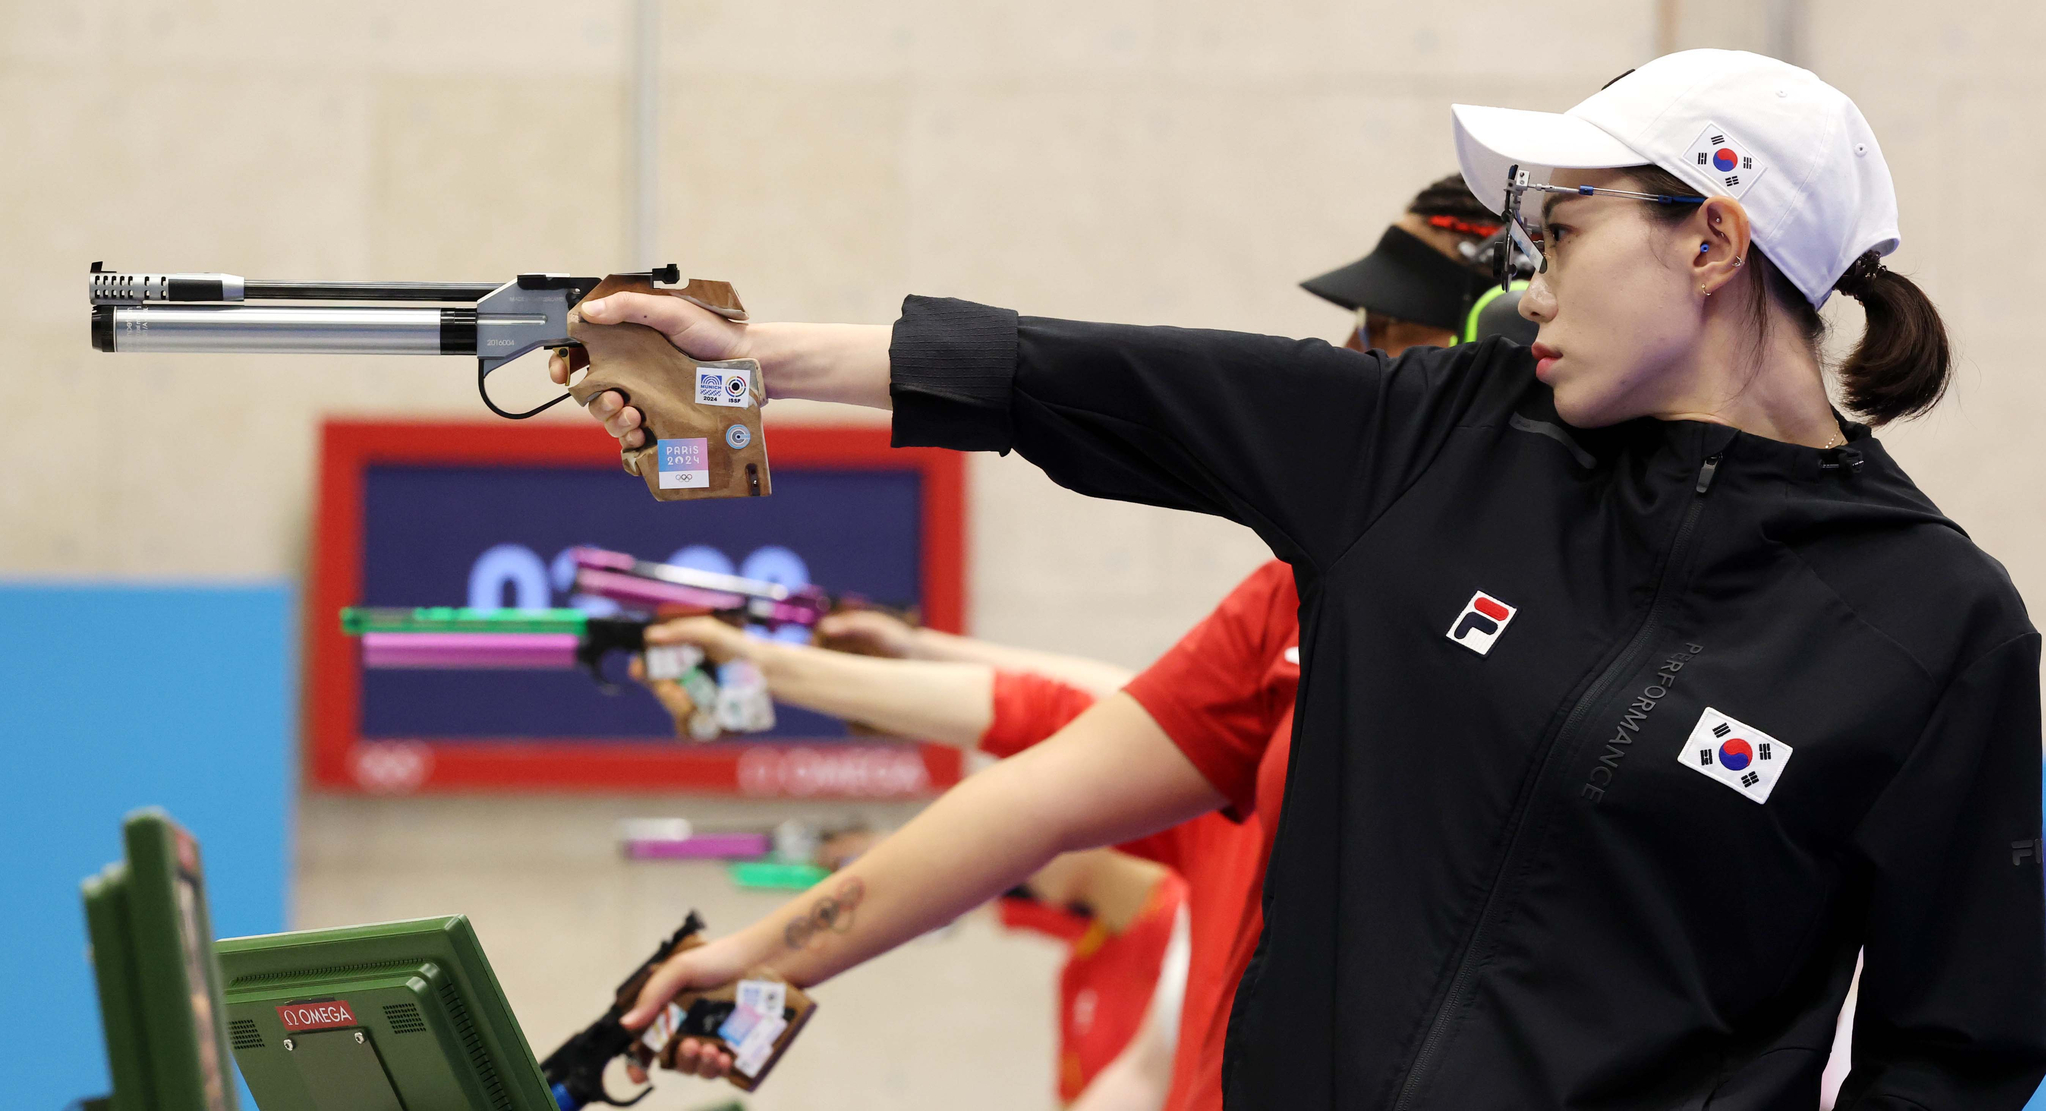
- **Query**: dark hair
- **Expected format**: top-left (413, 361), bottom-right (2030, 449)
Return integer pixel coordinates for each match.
top-left (1626, 166), bottom-right (1951, 425)
top-left (1408, 174), bottom-right (1502, 240)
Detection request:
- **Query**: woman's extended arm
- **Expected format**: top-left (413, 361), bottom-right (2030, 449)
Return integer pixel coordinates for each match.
top-left (815, 609), bottom-right (1134, 700)
top-left (638, 616), bottom-right (998, 746)
top-left (549, 295), bottom-right (894, 447)
top-left (618, 693), bottom-right (1224, 1073)
top-left (557, 289), bottom-right (1470, 573)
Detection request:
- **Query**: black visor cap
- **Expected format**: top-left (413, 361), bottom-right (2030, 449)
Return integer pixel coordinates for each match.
top-left (1300, 225), bottom-right (1486, 332)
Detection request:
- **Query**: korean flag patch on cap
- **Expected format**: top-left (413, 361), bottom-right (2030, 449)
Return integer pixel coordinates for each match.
top-left (1684, 123), bottom-right (1766, 199)
top-left (1679, 707), bottom-right (1792, 803)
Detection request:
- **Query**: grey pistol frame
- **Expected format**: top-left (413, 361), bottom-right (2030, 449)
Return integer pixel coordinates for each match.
top-left (88, 262), bottom-right (770, 502)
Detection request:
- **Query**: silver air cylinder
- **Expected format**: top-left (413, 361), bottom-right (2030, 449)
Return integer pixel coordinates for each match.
top-left (92, 306), bottom-right (453, 355)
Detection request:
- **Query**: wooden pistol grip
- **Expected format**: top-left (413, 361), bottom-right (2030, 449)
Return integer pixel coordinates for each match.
top-left (647, 972), bottom-right (817, 1093)
top-left (564, 274), bottom-right (769, 502)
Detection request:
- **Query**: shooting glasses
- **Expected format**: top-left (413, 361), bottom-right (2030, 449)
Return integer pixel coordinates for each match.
top-left (1497, 164), bottom-right (1707, 291)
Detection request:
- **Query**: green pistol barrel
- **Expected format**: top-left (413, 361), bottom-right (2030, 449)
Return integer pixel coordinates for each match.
top-left (340, 606), bottom-right (593, 636)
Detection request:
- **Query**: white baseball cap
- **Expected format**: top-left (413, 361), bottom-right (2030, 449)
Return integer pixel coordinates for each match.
top-left (1452, 49), bottom-right (1898, 306)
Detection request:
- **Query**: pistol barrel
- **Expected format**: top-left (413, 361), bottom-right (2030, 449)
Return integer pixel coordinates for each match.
top-left (89, 267), bottom-right (497, 304)
top-left (242, 279), bottom-right (502, 301)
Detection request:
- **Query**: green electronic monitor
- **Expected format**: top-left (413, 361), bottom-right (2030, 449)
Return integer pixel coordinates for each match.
top-left (80, 808), bottom-right (242, 1111)
top-left (213, 915), bottom-right (557, 1111)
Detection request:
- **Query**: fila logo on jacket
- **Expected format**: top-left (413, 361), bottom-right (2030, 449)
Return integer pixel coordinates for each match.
top-left (1446, 591), bottom-right (1517, 656)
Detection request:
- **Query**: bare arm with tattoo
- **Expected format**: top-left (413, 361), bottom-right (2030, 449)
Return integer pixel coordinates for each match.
top-left (619, 693), bottom-right (1224, 1078)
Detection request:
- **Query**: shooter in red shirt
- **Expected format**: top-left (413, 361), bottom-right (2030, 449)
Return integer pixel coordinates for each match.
top-left (637, 559), bottom-right (1299, 1111)
top-left (636, 614), bottom-right (1191, 1109)
top-left (986, 566), bottom-right (1298, 1111)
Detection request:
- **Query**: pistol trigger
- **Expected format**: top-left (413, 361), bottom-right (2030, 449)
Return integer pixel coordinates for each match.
top-left (578, 646), bottom-right (623, 695)
top-left (603, 1075), bottom-right (655, 1108)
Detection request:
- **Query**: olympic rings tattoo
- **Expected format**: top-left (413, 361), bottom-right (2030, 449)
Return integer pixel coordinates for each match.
top-left (783, 877), bottom-right (866, 951)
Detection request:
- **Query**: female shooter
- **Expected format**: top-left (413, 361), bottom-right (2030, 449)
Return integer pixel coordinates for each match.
top-left (565, 51), bottom-right (2045, 1109)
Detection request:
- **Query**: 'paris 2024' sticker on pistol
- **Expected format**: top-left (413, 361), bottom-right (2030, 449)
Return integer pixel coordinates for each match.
top-left (656, 437), bottom-right (710, 490)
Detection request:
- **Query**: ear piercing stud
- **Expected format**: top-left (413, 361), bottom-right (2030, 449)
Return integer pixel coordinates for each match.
top-left (1700, 244), bottom-right (1745, 267)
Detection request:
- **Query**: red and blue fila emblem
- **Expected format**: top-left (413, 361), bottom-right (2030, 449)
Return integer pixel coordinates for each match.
top-left (1446, 591), bottom-right (1516, 655)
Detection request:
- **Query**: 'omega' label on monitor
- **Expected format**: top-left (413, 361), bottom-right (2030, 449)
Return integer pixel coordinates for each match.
top-left (277, 1000), bottom-right (358, 1031)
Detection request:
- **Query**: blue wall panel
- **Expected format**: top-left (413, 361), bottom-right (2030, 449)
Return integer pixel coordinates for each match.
top-left (0, 584), bottom-right (293, 1109)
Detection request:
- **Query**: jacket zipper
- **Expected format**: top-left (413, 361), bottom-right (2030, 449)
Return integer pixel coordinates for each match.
top-left (1392, 453), bottom-right (1721, 1110)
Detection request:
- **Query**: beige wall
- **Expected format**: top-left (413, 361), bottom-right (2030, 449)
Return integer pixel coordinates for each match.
top-left (9, 2), bottom-right (2045, 1109)
top-left (8, 1), bottom-right (2042, 646)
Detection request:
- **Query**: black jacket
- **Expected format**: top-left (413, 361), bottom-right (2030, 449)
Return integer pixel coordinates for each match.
top-left (888, 296), bottom-right (2046, 1110)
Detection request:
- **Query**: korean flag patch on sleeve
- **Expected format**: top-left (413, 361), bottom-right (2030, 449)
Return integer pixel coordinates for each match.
top-left (1684, 124), bottom-right (1766, 199)
top-left (1679, 707), bottom-right (1792, 804)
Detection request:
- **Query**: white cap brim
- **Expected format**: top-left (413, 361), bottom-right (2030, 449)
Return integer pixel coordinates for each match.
top-left (1452, 104), bottom-right (1649, 214)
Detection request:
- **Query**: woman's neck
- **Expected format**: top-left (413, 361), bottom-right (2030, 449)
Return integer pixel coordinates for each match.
top-left (1652, 301), bottom-right (1841, 448)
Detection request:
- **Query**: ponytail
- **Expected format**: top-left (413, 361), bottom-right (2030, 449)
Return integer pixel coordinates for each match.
top-left (1831, 251), bottom-right (1951, 425)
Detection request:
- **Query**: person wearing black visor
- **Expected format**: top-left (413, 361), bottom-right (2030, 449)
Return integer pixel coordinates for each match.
top-left (1300, 173), bottom-right (1537, 354)
top-left (562, 48), bottom-right (2045, 1111)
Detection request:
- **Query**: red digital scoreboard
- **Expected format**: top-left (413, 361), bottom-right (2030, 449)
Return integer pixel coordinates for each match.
top-left (306, 420), bottom-right (967, 796)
